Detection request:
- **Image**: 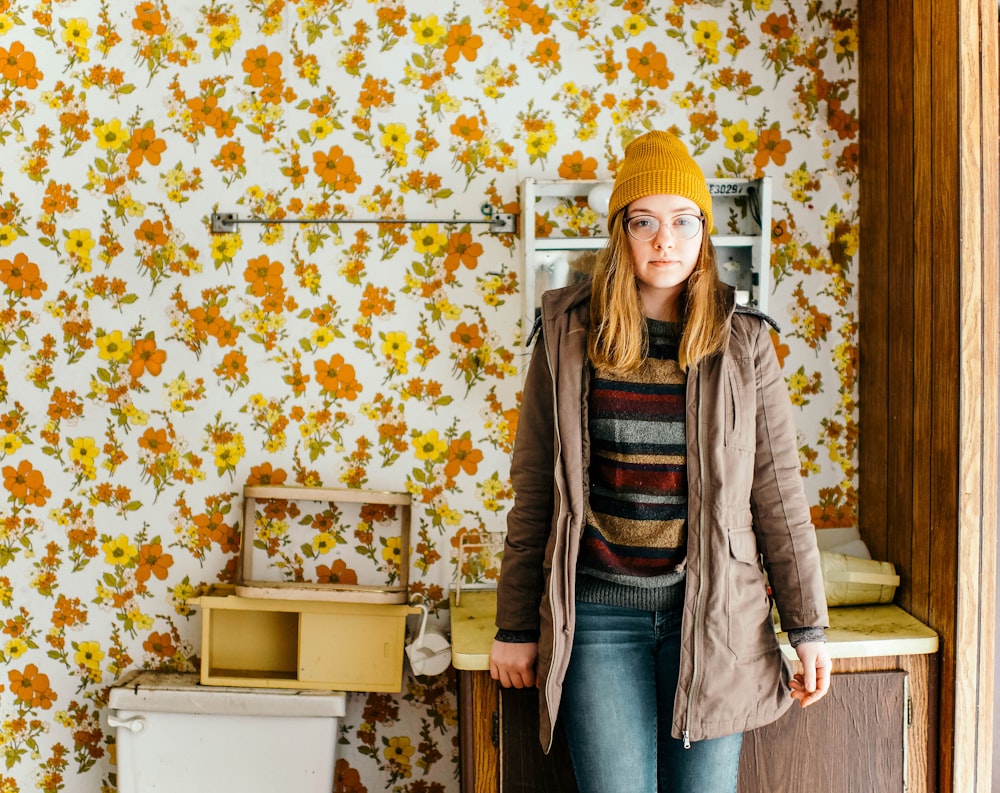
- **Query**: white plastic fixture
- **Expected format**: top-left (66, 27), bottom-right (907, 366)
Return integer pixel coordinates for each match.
top-left (586, 182), bottom-right (613, 215)
top-left (108, 670), bottom-right (346, 793)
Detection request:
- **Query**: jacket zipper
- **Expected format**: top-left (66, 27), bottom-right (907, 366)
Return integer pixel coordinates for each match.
top-left (541, 309), bottom-right (567, 755)
top-left (682, 365), bottom-right (705, 750)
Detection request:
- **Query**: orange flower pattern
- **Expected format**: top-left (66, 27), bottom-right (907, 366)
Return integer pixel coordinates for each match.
top-left (0, 2), bottom-right (859, 791)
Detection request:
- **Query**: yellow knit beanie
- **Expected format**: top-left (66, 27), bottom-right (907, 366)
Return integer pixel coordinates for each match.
top-left (607, 130), bottom-right (713, 232)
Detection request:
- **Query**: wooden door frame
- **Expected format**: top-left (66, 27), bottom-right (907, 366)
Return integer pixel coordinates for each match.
top-left (857, 1), bottom-right (998, 791)
top-left (954, 6), bottom-right (998, 792)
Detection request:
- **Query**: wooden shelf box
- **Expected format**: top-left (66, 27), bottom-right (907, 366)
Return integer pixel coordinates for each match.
top-left (193, 585), bottom-right (420, 692)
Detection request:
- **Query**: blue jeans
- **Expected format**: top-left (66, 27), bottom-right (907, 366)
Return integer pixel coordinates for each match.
top-left (561, 600), bottom-right (743, 793)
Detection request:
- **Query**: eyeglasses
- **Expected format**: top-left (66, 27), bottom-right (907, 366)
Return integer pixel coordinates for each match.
top-left (624, 213), bottom-right (704, 242)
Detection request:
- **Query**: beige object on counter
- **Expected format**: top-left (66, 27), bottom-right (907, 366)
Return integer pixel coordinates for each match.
top-left (821, 551), bottom-right (900, 606)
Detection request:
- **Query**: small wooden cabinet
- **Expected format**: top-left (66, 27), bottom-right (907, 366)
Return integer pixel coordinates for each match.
top-left (192, 585), bottom-right (419, 692)
top-left (451, 592), bottom-right (939, 793)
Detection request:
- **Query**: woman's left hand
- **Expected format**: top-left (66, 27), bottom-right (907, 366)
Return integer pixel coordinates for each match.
top-left (789, 641), bottom-right (832, 708)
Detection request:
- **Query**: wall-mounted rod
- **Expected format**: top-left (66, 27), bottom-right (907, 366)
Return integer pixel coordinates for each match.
top-left (210, 211), bottom-right (516, 234)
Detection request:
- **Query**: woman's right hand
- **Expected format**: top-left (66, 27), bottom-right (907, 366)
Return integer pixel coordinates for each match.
top-left (488, 640), bottom-right (538, 688)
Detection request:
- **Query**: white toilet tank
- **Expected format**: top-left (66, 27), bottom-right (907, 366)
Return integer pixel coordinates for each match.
top-left (108, 670), bottom-right (346, 793)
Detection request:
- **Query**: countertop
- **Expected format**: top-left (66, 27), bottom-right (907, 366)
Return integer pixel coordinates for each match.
top-left (449, 589), bottom-right (939, 672)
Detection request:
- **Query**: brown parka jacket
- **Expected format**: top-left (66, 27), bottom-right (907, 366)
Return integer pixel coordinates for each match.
top-left (495, 278), bottom-right (829, 751)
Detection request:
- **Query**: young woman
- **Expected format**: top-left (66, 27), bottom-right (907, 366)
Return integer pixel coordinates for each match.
top-left (489, 130), bottom-right (831, 793)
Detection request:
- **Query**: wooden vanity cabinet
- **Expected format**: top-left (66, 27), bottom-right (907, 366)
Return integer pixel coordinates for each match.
top-left (458, 651), bottom-right (937, 793)
top-left (452, 593), bottom-right (939, 793)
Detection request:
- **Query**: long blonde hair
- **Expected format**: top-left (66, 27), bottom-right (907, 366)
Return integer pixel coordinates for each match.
top-left (588, 212), bottom-right (729, 372)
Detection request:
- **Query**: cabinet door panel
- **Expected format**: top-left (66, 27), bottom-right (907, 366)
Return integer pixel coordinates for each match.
top-left (499, 687), bottom-right (577, 792)
top-left (738, 670), bottom-right (907, 793)
top-left (297, 611), bottom-right (403, 690)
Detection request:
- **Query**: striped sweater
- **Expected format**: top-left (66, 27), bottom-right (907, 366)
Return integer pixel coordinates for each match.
top-left (578, 318), bottom-right (688, 611)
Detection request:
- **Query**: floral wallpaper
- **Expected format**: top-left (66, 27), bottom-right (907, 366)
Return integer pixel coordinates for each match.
top-left (0, 1), bottom-right (858, 791)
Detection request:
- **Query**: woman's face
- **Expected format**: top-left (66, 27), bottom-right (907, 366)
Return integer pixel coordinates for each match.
top-left (624, 193), bottom-right (704, 320)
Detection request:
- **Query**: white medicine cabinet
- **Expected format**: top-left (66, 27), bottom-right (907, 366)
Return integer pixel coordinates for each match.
top-left (519, 176), bottom-right (773, 339)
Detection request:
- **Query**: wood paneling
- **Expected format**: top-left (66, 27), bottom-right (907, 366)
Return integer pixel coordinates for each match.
top-left (857, 0), bottom-right (889, 566)
top-left (910, 0), bottom-right (934, 625)
top-left (460, 670), bottom-right (500, 793)
top-left (499, 687), bottom-right (576, 792)
top-left (857, 2), bottom-right (998, 791)
top-left (885, 0), bottom-right (916, 611)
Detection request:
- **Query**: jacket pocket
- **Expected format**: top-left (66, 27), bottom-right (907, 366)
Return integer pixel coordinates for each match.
top-left (724, 361), bottom-right (755, 453)
top-left (726, 526), bottom-right (775, 660)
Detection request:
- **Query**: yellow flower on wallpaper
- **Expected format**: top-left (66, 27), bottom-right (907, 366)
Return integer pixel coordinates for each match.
top-left (412, 429), bottom-right (446, 462)
top-left (128, 608), bottom-right (154, 631)
top-left (381, 331), bottom-right (411, 361)
top-left (102, 534), bottom-right (138, 567)
top-left (412, 224), bottom-right (447, 255)
top-left (524, 124), bottom-right (556, 159)
top-left (210, 232), bottom-right (243, 263)
top-left (213, 439), bottom-right (245, 472)
top-left (623, 14), bottom-right (648, 36)
top-left (311, 326), bottom-right (336, 348)
top-left (62, 17), bottom-right (91, 46)
top-left (93, 118), bottom-right (127, 150)
top-left (309, 117), bottom-right (334, 140)
top-left (788, 164), bottom-right (814, 202)
top-left (381, 535), bottom-right (402, 565)
top-left (68, 437), bottom-right (98, 479)
top-left (380, 122), bottom-right (410, 153)
top-left (384, 734), bottom-right (416, 766)
top-left (312, 532), bottom-right (336, 554)
top-left (207, 18), bottom-right (241, 57)
top-left (96, 330), bottom-right (132, 362)
top-left (63, 227), bottom-right (95, 262)
top-left (74, 641), bottom-right (104, 672)
top-left (693, 19), bottom-right (723, 48)
top-left (723, 119), bottom-right (758, 153)
top-left (476, 60), bottom-right (508, 99)
top-left (833, 28), bottom-right (858, 60)
top-left (5, 636), bottom-right (28, 659)
top-left (411, 15), bottom-right (446, 47)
